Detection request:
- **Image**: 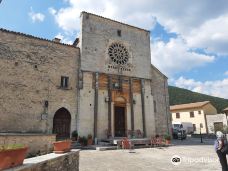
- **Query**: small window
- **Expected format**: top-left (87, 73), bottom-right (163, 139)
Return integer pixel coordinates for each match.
top-left (190, 111), bottom-right (194, 118)
top-left (117, 30), bottom-right (121, 37)
top-left (61, 76), bottom-right (69, 88)
top-left (200, 123), bottom-right (203, 128)
top-left (176, 113), bottom-right (180, 118)
top-left (153, 100), bottom-right (157, 113)
top-left (198, 110), bottom-right (201, 114)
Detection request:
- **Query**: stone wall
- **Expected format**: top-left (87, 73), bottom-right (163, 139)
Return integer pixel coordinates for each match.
top-left (0, 133), bottom-right (56, 157)
top-left (80, 12), bottom-right (151, 79)
top-left (206, 114), bottom-right (227, 133)
top-left (0, 29), bottom-right (79, 134)
top-left (9, 150), bottom-right (79, 171)
top-left (151, 65), bottom-right (171, 136)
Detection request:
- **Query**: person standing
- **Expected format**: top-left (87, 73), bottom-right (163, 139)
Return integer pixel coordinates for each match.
top-left (214, 131), bottom-right (228, 171)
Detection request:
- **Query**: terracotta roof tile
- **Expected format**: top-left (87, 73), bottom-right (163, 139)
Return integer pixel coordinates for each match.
top-left (170, 101), bottom-right (210, 111)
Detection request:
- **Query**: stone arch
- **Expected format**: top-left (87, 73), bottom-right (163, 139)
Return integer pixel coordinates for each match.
top-left (53, 107), bottom-right (71, 140)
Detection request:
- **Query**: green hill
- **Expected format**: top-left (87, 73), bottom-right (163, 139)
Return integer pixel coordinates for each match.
top-left (168, 86), bottom-right (228, 113)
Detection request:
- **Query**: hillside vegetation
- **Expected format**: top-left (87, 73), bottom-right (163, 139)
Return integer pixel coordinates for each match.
top-left (168, 86), bottom-right (228, 113)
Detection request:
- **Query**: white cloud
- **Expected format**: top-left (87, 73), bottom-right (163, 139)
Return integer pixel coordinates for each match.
top-left (174, 77), bottom-right (228, 99)
top-left (48, 7), bottom-right (57, 15)
top-left (55, 33), bottom-right (73, 44)
top-left (151, 37), bottom-right (215, 76)
top-left (48, 0), bottom-right (157, 32)
top-left (225, 71), bottom-right (228, 76)
top-left (29, 7), bottom-right (45, 23)
top-left (187, 14), bottom-right (228, 55)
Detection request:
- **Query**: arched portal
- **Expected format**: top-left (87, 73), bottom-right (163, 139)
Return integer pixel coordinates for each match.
top-left (114, 96), bottom-right (127, 137)
top-left (53, 108), bottom-right (71, 140)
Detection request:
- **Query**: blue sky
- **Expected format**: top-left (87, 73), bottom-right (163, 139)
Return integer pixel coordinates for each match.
top-left (0, 0), bottom-right (228, 98)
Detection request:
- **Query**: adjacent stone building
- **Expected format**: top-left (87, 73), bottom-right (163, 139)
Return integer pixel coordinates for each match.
top-left (0, 12), bottom-right (171, 140)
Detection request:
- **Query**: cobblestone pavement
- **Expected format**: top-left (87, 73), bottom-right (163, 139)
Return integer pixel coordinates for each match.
top-left (80, 139), bottom-right (222, 171)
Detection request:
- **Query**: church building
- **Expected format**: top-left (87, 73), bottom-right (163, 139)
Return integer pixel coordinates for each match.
top-left (0, 12), bottom-right (171, 140)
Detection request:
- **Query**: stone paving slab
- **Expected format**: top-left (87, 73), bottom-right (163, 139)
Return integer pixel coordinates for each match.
top-left (80, 144), bottom-right (221, 171)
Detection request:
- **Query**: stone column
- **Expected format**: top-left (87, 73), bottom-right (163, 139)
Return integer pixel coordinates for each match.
top-left (141, 79), bottom-right (146, 137)
top-left (108, 75), bottom-right (112, 137)
top-left (129, 78), bottom-right (134, 131)
top-left (94, 72), bottom-right (99, 139)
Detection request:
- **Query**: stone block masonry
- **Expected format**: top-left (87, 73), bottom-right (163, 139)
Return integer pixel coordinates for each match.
top-left (0, 133), bottom-right (56, 157)
top-left (5, 150), bottom-right (80, 171)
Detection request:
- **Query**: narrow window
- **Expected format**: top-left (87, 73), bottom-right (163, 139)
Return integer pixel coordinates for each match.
top-left (61, 76), bottom-right (69, 88)
top-left (190, 111), bottom-right (194, 118)
top-left (117, 30), bottom-right (121, 37)
top-left (193, 124), bottom-right (196, 131)
top-left (176, 113), bottom-right (180, 118)
top-left (153, 100), bottom-right (157, 113)
top-left (200, 123), bottom-right (203, 128)
top-left (198, 110), bottom-right (201, 114)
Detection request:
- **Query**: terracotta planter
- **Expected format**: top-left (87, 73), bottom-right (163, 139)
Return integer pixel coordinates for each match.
top-left (87, 139), bottom-right (93, 145)
top-left (0, 147), bottom-right (28, 170)
top-left (53, 140), bottom-right (72, 154)
top-left (165, 140), bottom-right (171, 144)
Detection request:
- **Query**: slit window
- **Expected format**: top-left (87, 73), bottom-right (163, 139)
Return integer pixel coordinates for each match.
top-left (153, 100), bottom-right (157, 113)
top-left (117, 30), bottom-right (121, 37)
top-left (61, 76), bottom-right (69, 88)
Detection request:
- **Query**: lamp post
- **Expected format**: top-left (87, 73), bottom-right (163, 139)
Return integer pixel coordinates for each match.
top-left (200, 123), bottom-right (203, 143)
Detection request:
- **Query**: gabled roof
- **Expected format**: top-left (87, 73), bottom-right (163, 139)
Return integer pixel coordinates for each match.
top-left (81, 11), bottom-right (150, 33)
top-left (0, 28), bottom-right (78, 48)
top-left (224, 107), bottom-right (228, 112)
top-left (170, 101), bottom-right (211, 111)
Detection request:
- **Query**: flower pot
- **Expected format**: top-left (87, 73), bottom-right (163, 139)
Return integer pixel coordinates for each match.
top-left (87, 139), bottom-right (93, 145)
top-left (53, 140), bottom-right (72, 154)
top-left (0, 147), bottom-right (28, 170)
top-left (165, 140), bottom-right (171, 144)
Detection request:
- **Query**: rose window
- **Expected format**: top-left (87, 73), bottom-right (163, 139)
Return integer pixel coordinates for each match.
top-left (108, 43), bottom-right (129, 65)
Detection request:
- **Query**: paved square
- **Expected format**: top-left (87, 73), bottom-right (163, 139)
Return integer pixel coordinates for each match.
top-left (80, 140), bottom-right (222, 171)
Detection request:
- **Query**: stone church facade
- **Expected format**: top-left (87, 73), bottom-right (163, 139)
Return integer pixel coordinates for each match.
top-left (0, 12), bottom-right (171, 140)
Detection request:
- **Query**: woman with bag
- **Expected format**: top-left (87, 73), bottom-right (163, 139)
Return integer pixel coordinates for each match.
top-left (214, 131), bottom-right (228, 171)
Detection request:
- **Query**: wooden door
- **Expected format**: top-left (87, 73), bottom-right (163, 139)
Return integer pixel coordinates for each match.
top-left (114, 106), bottom-right (126, 137)
top-left (53, 108), bottom-right (71, 140)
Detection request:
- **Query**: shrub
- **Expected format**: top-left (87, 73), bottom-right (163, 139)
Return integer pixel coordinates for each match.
top-left (71, 130), bottom-right (78, 138)
top-left (164, 134), bottom-right (171, 141)
top-left (0, 144), bottom-right (25, 151)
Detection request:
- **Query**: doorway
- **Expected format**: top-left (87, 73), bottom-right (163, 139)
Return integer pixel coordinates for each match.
top-left (53, 108), bottom-right (71, 140)
top-left (114, 106), bottom-right (126, 137)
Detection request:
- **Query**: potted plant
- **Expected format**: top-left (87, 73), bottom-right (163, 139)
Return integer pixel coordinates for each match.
top-left (164, 134), bottom-right (171, 144)
top-left (87, 134), bottom-right (93, 145)
top-left (53, 140), bottom-right (72, 154)
top-left (0, 144), bottom-right (28, 170)
top-left (79, 136), bottom-right (88, 146)
top-left (71, 130), bottom-right (78, 141)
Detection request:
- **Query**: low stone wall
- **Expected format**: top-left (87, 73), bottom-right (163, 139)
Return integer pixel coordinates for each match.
top-left (6, 150), bottom-right (80, 171)
top-left (0, 133), bottom-right (56, 157)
